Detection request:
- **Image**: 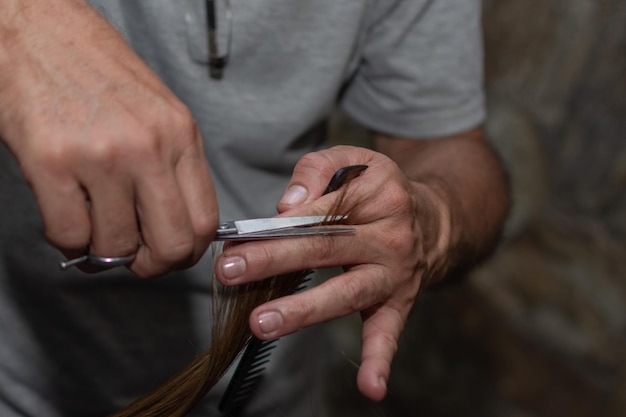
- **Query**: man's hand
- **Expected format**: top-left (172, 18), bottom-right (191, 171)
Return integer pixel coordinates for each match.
top-left (214, 132), bottom-right (508, 401)
top-left (0, 0), bottom-right (219, 277)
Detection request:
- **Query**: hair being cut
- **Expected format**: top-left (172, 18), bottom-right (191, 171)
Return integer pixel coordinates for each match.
top-left (110, 166), bottom-right (363, 417)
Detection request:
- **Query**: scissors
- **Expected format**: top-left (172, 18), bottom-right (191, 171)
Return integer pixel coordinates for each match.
top-left (59, 165), bottom-right (367, 270)
top-left (214, 215), bottom-right (354, 240)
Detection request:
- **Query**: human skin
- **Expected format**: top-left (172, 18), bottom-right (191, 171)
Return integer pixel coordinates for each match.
top-left (1, 0), bottom-right (509, 405)
top-left (214, 132), bottom-right (509, 401)
top-left (0, 0), bottom-right (219, 277)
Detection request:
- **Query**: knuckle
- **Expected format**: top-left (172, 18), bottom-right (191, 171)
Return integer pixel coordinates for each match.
top-left (27, 138), bottom-right (76, 176)
top-left (128, 125), bottom-right (162, 157)
top-left (131, 264), bottom-right (163, 279)
top-left (246, 243), bottom-right (277, 272)
top-left (153, 237), bottom-right (195, 266)
top-left (167, 102), bottom-right (198, 145)
top-left (295, 152), bottom-right (324, 170)
top-left (340, 274), bottom-right (372, 312)
top-left (132, 270), bottom-right (152, 279)
top-left (45, 221), bottom-right (89, 250)
top-left (308, 236), bottom-right (339, 264)
top-left (379, 195), bottom-right (417, 255)
top-left (84, 139), bottom-right (122, 168)
top-left (377, 331), bottom-right (399, 357)
top-left (293, 152), bottom-right (336, 180)
top-left (193, 211), bottom-right (219, 240)
top-left (385, 183), bottom-right (413, 213)
top-left (288, 295), bottom-right (317, 326)
top-left (171, 102), bottom-right (196, 131)
top-left (363, 327), bottom-right (399, 360)
top-left (384, 225), bottom-right (415, 255)
top-left (82, 128), bottom-right (156, 170)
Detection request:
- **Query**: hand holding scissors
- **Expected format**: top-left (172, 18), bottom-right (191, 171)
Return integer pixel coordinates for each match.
top-left (59, 165), bottom-right (367, 270)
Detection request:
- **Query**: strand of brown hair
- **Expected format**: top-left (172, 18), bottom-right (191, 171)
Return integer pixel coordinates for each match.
top-left (110, 184), bottom-right (356, 417)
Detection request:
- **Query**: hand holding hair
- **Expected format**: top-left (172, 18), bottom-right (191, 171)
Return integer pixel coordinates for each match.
top-left (215, 134), bottom-right (509, 402)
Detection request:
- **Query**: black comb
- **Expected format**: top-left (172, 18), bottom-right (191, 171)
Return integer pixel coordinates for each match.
top-left (218, 273), bottom-right (312, 416)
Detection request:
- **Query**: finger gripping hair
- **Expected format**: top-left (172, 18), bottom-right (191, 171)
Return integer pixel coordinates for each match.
top-left (110, 166), bottom-right (365, 416)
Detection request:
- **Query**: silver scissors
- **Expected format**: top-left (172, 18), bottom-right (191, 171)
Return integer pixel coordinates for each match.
top-left (214, 215), bottom-right (354, 240)
top-left (59, 165), bottom-right (367, 270)
top-left (58, 216), bottom-right (354, 270)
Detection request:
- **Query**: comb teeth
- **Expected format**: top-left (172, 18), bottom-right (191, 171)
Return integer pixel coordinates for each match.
top-left (296, 271), bottom-right (314, 292)
top-left (217, 274), bottom-right (315, 416)
top-left (218, 338), bottom-right (278, 416)
top-left (218, 273), bottom-right (312, 416)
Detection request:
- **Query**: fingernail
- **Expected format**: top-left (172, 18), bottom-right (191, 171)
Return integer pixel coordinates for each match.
top-left (379, 377), bottom-right (387, 390)
top-left (258, 311), bottom-right (284, 335)
top-left (280, 185), bottom-right (308, 206)
top-left (220, 256), bottom-right (246, 280)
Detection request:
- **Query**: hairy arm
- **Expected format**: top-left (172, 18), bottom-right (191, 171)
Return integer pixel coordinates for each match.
top-left (0, 0), bottom-right (219, 276)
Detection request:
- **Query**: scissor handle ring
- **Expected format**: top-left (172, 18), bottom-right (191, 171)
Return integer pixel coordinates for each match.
top-left (87, 253), bottom-right (137, 268)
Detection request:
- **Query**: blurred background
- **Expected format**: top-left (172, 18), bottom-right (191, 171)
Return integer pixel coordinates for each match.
top-left (325, 0), bottom-right (625, 416)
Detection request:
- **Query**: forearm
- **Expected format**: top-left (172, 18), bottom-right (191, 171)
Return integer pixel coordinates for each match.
top-left (374, 128), bottom-right (509, 283)
top-left (0, 0), bottom-right (89, 60)
top-left (0, 0), bottom-right (110, 144)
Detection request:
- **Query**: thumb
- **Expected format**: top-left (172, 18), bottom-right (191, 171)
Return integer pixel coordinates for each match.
top-left (277, 146), bottom-right (371, 213)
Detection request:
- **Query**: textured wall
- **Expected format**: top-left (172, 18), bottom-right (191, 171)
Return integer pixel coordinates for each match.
top-left (327, 1), bottom-right (626, 416)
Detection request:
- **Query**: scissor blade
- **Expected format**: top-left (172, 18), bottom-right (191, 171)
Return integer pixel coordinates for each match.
top-left (215, 226), bottom-right (355, 240)
top-left (231, 215), bottom-right (347, 234)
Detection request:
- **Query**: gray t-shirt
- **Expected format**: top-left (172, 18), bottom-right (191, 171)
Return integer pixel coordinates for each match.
top-left (0, 0), bottom-right (484, 416)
